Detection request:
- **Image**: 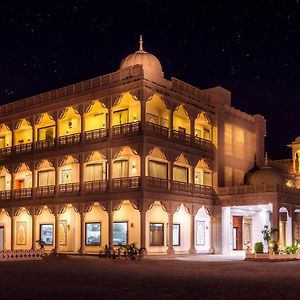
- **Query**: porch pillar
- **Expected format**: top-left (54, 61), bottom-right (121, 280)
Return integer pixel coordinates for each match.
top-left (31, 162), bottom-right (36, 199)
top-left (108, 203), bottom-right (114, 248)
top-left (108, 150), bottom-right (113, 191)
top-left (167, 212), bottom-right (175, 255)
top-left (55, 158), bottom-right (60, 197)
top-left (11, 215), bottom-right (15, 251)
top-left (140, 146), bottom-right (146, 186)
top-left (55, 113), bottom-right (59, 150)
top-left (169, 109), bottom-right (174, 138)
top-left (80, 107), bottom-right (85, 145)
top-left (32, 212), bottom-right (37, 250)
top-left (209, 214), bottom-right (214, 253)
top-left (272, 202), bottom-right (279, 241)
top-left (190, 117), bottom-right (195, 139)
top-left (79, 153), bottom-right (85, 195)
top-left (79, 211), bottom-right (86, 254)
top-left (140, 100), bottom-right (146, 131)
top-left (10, 168), bottom-right (15, 200)
top-left (54, 210), bottom-right (60, 254)
top-left (140, 210), bottom-right (147, 251)
top-left (189, 213), bottom-right (196, 254)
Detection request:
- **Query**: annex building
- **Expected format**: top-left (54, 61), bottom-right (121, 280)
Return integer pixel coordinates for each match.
top-left (0, 36), bottom-right (299, 255)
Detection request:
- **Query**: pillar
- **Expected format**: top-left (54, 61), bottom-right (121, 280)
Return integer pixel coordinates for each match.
top-left (79, 211), bottom-right (86, 254)
top-left (140, 210), bottom-right (147, 251)
top-left (10, 171), bottom-right (15, 200)
top-left (167, 212), bottom-right (175, 255)
top-left (169, 109), bottom-right (174, 138)
top-left (80, 154), bottom-right (85, 195)
top-left (32, 213), bottom-right (37, 250)
top-left (55, 158), bottom-right (60, 197)
top-left (209, 215), bottom-right (214, 254)
top-left (189, 213), bottom-right (196, 254)
top-left (108, 150), bottom-right (113, 191)
top-left (108, 203), bottom-right (114, 248)
top-left (190, 117), bottom-right (195, 139)
top-left (80, 108), bottom-right (85, 144)
top-left (54, 211), bottom-right (60, 254)
top-left (55, 114), bottom-right (59, 149)
top-left (272, 202), bottom-right (279, 242)
top-left (11, 216), bottom-right (15, 251)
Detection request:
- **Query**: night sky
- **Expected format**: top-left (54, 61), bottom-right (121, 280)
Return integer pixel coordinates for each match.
top-left (0, 1), bottom-right (299, 159)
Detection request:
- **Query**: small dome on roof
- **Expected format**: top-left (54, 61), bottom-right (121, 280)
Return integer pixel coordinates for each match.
top-left (294, 136), bottom-right (300, 144)
top-left (248, 166), bottom-right (284, 186)
top-left (120, 35), bottom-right (164, 81)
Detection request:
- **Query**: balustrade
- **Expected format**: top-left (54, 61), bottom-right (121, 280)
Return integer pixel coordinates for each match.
top-left (111, 176), bottom-right (140, 190)
top-left (145, 176), bottom-right (169, 190)
top-left (0, 190), bottom-right (11, 200)
top-left (84, 180), bottom-right (107, 192)
top-left (172, 130), bottom-right (192, 145)
top-left (113, 121), bottom-right (141, 136)
top-left (58, 133), bottom-right (81, 146)
top-left (85, 128), bottom-right (108, 141)
top-left (59, 182), bottom-right (80, 194)
top-left (0, 147), bottom-right (12, 157)
top-left (15, 143), bottom-right (32, 154)
top-left (35, 139), bottom-right (55, 151)
top-left (145, 122), bottom-right (169, 138)
top-left (13, 188), bottom-right (32, 199)
top-left (36, 185), bottom-right (55, 197)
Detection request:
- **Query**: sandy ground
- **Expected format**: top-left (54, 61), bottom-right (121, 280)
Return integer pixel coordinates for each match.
top-left (1, 254), bottom-right (300, 300)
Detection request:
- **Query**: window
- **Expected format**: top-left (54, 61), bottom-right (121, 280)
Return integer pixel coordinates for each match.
top-left (40, 224), bottom-right (53, 245)
top-left (203, 171), bottom-right (212, 186)
top-left (38, 125), bottom-right (55, 141)
top-left (150, 223), bottom-right (164, 246)
top-left (38, 170), bottom-right (55, 187)
top-left (61, 169), bottom-right (72, 184)
top-left (0, 176), bottom-right (5, 191)
top-left (86, 163), bottom-right (105, 181)
top-left (173, 165), bottom-right (188, 183)
top-left (85, 222), bottom-right (101, 246)
top-left (166, 224), bottom-right (180, 246)
top-left (148, 160), bottom-right (167, 179)
top-left (113, 222), bottom-right (128, 246)
top-left (113, 160), bottom-right (129, 178)
top-left (196, 221), bottom-right (205, 245)
top-left (113, 109), bottom-right (128, 125)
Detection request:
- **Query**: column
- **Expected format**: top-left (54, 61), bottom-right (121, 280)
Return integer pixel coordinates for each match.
top-left (272, 202), bottom-right (279, 241)
top-left (80, 110), bottom-right (85, 144)
top-left (54, 211), bottom-right (60, 254)
top-left (189, 213), bottom-right (196, 254)
top-left (108, 150), bottom-right (113, 191)
top-left (55, 115), bottom-right (59, 150)
top-left (209, 215), bottom-right (214, 253)
top-left (169, 109), bottom-right (174, 138)
top-left (32, 213), bottom-right (37, 250)
top-left (140, 210), bottom-right (147, 251)
top-left (167, 212), bottom-right (175, 255)
top-left (190, 117), bottom-right (195, 140)
top-left (108, 105), bottom-right (113, 138)
top-left (79, 211), bottom-right (86, 254)
top-left (10, 171), bottom-right (15, 200)
top-left (108, 204), bottom-right (114, 248)
top-left (80, 154), bottom-right (85, 195)
top-left (55, 159), bottom-right (60, 197)
top-left (169, 161), bottom-right (174, 190)
top-left (11, 216), bottom-right (15, 250)
top-left (140, 100), bottom-right (146, 131)
top-left (140, 147), bottom-right (146, 187)
top-left (32, 122), bottom-right (36, 152)
top-left (31, 163), bottom-right (36, 199)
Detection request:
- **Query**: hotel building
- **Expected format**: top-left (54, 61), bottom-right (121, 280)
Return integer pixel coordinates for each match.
top-left (0, 37), bottom-right (299, 255)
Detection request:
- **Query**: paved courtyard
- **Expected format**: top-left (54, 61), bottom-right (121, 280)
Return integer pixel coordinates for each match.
top-left (1, 254), bottom-right (300, 299)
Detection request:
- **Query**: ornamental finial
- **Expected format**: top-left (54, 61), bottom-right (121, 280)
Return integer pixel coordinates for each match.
top-left (139, 34), bottom-right (143, 51)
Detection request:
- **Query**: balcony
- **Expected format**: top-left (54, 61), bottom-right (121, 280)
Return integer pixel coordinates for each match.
top-left (113, 121), bottom-right (141, 136)
top-left (36, 185), bottom-right (55, 197)
top-left (35, 139), bottom-right (55, 152)
top-left (15, 143), bottom-right (32, 154)
top-left (85, 128), bottom-right (108, 142)
top-left (0, 190), bottom-right (11, 200)
top-left (85, 180), bottom-right (107, 193)
top-left (172, 130), bottom-right (192, 145)
top-left (111, 176), bottom-right (140, 191)
top-left (144, 176), bottom-right (168, 190)
top-left (13, 188), bottom-right (32, 199)
top-left (144, 122), bottom-right (169, 138)
top-left (194, 136), bottom-right (214, 152)
top-left (59, 182), bottom-right (80, 195)
top-left (58, 133), bottom-right (81, 147)
top-left (0, 147), bottom-right (12, 158)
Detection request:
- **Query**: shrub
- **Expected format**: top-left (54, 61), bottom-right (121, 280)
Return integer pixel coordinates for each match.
top-left (284, 240), bottom-right (299, 254)
top-left (254, 242), bottom-right (264, 253)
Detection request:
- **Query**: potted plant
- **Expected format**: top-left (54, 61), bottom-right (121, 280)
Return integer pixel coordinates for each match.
top-left (254, 242), bottom-right (264, 254)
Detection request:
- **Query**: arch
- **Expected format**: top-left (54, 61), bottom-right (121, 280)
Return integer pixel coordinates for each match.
top-left (173, 154), bottom-right (191, 183)
top-left (58, 107), bottom-right (81, 137)
top-left (112, 92), bottom-right (141, 125)
top-left (112, 146), bottom-right (140, 178)
top-left (146, 94), bottom-right (169, 128)
top-left (146, 147), bottom-right (169, 179)
top-left (195, 159), bottom-right (213, 186)
top-left (0, 166), bottom-right (11, 191)
top-left (173, 105), bottom-right (190, 134)
top-left (85, 151), bottom-right (108, 182)
top-left (0, 124), bottom-right (12, 148)
top-left (84, 100), bottom-right (108, 132)
top-left (195, 206), bottom-right (211, 253)
top-left (279, 207), bottom-right (292, 248)
top-left (14, 163), bottom-right (32, 189)
top-left (35, 113), bottom-right (56, 142)
top-left (14, 119), bottom-right (32, 146)
top-left (195, 112), bottom-right (212, 141)
top-left (35, 160), bottom-right (55, 188)
top-left (58, 156), bottom-right (79, 185)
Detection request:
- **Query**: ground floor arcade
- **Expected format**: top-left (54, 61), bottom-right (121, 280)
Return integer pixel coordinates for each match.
top-left (0, 201), bottom-right (214, 255)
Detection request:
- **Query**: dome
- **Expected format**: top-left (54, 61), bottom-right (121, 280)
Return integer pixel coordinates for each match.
top-left (294, 136), bottom-right (300, 144)
top-left (248, 166), bottom-right (284, 186)
top-left (120, 35), bottom-right (164, 81)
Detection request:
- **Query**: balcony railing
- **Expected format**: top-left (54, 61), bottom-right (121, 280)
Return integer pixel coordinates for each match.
top-left (0, 147), bottom-right (12, 157)
top-left (13, 188), bottom-right (32, 199)
top-left (172, 180), bottom-right (194, 193)
top-left (111, 176), bottom-right (140, 191)
top-left (144, 176), bottom-right (169, 190)
top-left (172, 130), bottom-right (192, 145)
top-left (35, 139), bottom-right (55, 151)
top-left (59, 182), bottom-right (80, 194)
top-left (145, 122), bottom-right (169, 138)
top-left (85, 128), bottom-right (108, 142)
top-left (0, 190), bottom-right (11, 200)
top-left (113, 121), bottom-right (141, 136)
top-left (15, 143), bottom-right (32, 154)
top-left (85, 180), bottom-right (107, 193)
top-left (36, 185), bottom-right (55, 197)
top-left (58, 133), bottom-right (81, 146)
top-left (194, 136), bottom-right (214, 152)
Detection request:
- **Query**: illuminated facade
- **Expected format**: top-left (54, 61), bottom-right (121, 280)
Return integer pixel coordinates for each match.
top-left (0, 37), bottom-right (299, 255)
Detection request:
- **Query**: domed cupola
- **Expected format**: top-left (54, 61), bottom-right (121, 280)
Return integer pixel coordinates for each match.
top-left (247, 153), bottom-right (284, 186)
top-left (120, 35), bottom-right (164, 82)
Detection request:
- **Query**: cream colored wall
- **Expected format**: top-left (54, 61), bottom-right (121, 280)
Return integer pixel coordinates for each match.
top-left (84, 101), bottom-right (108, 131)
top-left (0, 168), bottom-right (11, 190)
top-left (173, 106), bottom-right (190, 134)
top-left (15, 170), bottom-right (32, 188)
top-left (0, 125), bottom-right (12, 148)
top-left (173, 154), bottom-right (191, 183)
top-left (0, 210), bottom-right (11, 250)
top-left (14, 120), bottom-right (32, 145)
top-left (58, 108), bottom-right (81, 136)
top-left (113, 201), bottom-right (140, 246)
top-left (14, 209), bottom-right (32, 250)
top-left (35, 207), bottom-right (55, 252)
top-left (58, 205), bottom-right (80, 252)
top-left (195, 207), bottom-right (211, 253)
top-left (145, 148), bottom-right (168, 177)
top-left (146, 201), bottom-right (168, 254)
top-left (59, 163), bottom-right (79, 183)
top-left (113, 149), bottom-right (140, 178)
top-left (173, 204), bottom-right (190, 253)
top-left (35, 114), bottom-right (55, 141)
top-left (85, 203), bottom-right (108, 252)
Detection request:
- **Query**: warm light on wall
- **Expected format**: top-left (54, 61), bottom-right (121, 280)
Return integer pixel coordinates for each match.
top-left (132, 162), bottom-right (137, 174)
